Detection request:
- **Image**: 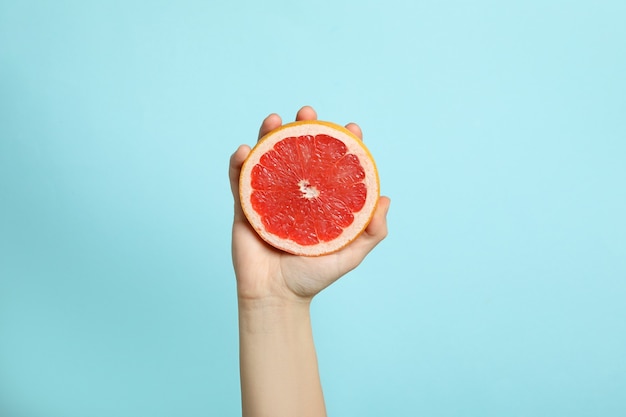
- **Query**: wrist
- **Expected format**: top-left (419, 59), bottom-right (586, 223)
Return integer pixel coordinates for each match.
top-left (238, 295), bottom-right (311, 317)
top-left (236, 274), bottom-right (313, 306)
top-left (237, 295), bottom-right (312, 335)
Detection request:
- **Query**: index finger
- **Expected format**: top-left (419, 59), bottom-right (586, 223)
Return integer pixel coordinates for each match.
top-left (345, 122), bottom-right (363, 140)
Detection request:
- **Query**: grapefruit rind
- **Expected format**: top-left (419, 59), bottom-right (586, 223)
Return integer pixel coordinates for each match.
top-left (239, 120), bottom-right (380, 256)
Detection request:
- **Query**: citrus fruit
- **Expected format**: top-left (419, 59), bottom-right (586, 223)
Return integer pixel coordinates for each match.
top-left (239, 120), bottom-right (379, 256)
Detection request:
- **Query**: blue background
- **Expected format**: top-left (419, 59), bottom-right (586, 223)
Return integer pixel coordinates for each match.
top-left (1, 1), bottom-right (625, 416)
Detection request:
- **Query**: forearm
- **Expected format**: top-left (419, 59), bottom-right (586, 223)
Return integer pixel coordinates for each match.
top-left (238, 296), bottom-right (326, 417)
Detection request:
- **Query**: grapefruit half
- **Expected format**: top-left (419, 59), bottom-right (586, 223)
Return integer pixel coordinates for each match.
top-left (239, 120), bottom-right (379, 256)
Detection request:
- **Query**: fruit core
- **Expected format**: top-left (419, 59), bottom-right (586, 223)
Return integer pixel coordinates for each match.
top-left (298, 179), bottom-right (320, 199)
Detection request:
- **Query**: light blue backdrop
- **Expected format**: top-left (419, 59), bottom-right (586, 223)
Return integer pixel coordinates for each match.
top-left (1, 1), bottom-right (625, 416)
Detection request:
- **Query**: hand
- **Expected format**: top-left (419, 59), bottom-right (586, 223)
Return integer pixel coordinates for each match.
top-left (229, 106), bottom-right (390, 303)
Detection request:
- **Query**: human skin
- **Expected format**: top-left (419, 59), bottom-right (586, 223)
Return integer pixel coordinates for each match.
top-left (229, 106), bottom-right (391, 417)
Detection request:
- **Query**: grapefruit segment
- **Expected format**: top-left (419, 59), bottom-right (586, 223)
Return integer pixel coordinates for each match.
top-left (240, 120), bottom-right (379, 256)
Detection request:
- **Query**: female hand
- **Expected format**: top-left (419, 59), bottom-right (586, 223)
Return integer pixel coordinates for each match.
top-left (229, 106), bottom-right (390, 303)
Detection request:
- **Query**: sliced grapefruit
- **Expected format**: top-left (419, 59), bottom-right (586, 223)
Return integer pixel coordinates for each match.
top-left (239, 120), bottom-right (379, 256)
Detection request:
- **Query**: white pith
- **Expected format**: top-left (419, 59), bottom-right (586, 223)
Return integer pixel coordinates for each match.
top-left (239, 121), bottom-right (380, 256)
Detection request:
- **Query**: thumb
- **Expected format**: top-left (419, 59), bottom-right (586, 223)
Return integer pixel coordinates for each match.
top-left (351, 196), bottom-right (391, 255)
